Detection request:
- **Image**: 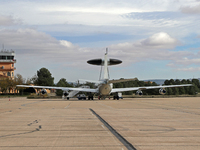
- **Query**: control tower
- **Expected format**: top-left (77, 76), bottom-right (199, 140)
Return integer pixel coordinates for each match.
top-left (0, 49), bottom-right (16, 80)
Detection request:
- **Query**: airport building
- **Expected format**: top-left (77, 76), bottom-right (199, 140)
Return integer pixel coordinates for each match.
top-left (0, 49), bottom-right (16, 80)
top-left (0, 49), bottom-right (17, 93)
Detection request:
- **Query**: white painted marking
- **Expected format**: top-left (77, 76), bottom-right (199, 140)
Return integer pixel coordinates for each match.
top-left (64, 103), bottom-right (71, 109)
top-left (101, 125), bottom-right (106, 129)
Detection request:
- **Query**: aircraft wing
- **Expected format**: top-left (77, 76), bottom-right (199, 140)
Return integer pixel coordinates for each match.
top-left (16, 85), bottom-right (98, 93)
top-left (111, 84), bottom-right (193, 93)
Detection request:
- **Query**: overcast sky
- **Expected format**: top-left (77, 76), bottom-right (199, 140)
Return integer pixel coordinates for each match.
top-left (1, 0), bottom-right (200, 83)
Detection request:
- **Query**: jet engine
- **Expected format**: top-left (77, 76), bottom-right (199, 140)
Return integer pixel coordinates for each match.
top-left (159, 88), bottom-right (166, 95)
top-left (63, 91), bottom-right (69, 97)
top-left (136, 90), bottom-right (143, 96)
top-left (40, 89), bottom-right (47, 95)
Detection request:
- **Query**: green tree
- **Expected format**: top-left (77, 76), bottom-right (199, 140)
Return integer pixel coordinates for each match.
top-left (166, 87), bottom-right (173, 95)
top-left (173, 88), bottom-right (179, 95)
top-left (179, 87), bottom-right (185, 95)
top-left (35, 68), bottom-right (54, 86)
top-left (29, 74), bottom-right (38, 84)
top-left (169, 79), bottom-right (175, 85)
top-left (192, 79), bottom-right (200, 89)
top-left (164, 79), bottom-right (170, 85)
top-left (175, 79), bottom-right (181, 85)
top-left (56, 78), bottom-right (73, 96)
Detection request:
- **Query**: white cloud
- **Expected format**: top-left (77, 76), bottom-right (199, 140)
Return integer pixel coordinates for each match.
top-left (0, 28), bottom-right (102, 67)
top-left (140, 32), bottom-right (178, 47)
top-left (173, 58), bottom-right (200, 65)
top-left (109, 32), bottom-right (182, 60)
top-left (0, 28), bottom-right (196, 70)
top-left (0, 0), bottom-right (193, 26)
top-left (0, 15), bottom-right (21, 26)
top-left (176, 67), bottom-right (200, 71)
top-left (0, 27), bottom-right (196, 81)
top-left (60, 40), bottom-right (74, 48)
top-left (0, 28), bottom-right (60, 51)
top-left (1, 29), bottom-right (188, 67)
top-left (180, 4), bottom-right (200, 14)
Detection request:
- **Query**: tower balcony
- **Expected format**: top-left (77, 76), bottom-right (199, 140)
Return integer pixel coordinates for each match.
top-left (0, 59), bottom-right (16, 63)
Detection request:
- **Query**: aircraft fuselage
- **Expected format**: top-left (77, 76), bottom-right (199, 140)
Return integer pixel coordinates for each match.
top-left (98, 84), bottom-right (112, 95)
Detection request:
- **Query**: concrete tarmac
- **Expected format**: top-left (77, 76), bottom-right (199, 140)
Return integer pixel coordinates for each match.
top-left (0, 97), bottom-right (200, 150)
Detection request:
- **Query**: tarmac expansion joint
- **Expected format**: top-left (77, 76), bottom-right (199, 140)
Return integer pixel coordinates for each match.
top-left (89, 108), bottom-right (137, 150)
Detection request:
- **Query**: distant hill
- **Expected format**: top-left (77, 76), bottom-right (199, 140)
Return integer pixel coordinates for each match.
top-left (143, 79), bottom-right (166, 85)
top-left (143, 78), bottom-right (200, 85)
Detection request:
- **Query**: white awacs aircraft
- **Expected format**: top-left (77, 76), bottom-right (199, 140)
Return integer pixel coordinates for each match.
top-left (17, 49), bottom-right (192, 100)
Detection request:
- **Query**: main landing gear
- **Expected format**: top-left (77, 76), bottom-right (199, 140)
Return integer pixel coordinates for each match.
top-left (113, 95), bottom-right (119, 100)
top-left (88, 93), bottom-right (94, 100)
top-left (88, 96), bottom-right (94, 100)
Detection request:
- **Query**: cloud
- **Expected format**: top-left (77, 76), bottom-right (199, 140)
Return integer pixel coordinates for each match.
top-left (167, 56), bottom-right (200, 73)
top-left (176, 67), bottom-right (200, 72)
top-left (0, 0), bottom-right (190, 27)
top-left (180, 4), bottom-right (200, 14)
top-left (0, 27), bottom-right (196, 81)
top-left (0, 28), bottom-right (102, 67)
top-left (1, 29), bottom-right (195, 71)
top-left (140, 32), bottom-right (178, 48)
top-left (172, 58), bottom-right (200, 65)
top-left (1, 29), bottom-right (185, 67)
top-left (0, 15), bottom-right (21, 26)
top-left (0, 28), bottom-right (60, 51)
top-left (109, 32), bottom-right (182, 61)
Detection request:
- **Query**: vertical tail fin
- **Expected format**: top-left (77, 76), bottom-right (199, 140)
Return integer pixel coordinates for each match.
top-left (104, 48), bottom-right (109, 80)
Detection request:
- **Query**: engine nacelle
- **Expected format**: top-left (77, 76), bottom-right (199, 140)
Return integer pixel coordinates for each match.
top-left (63, 91), bottom-right (69, 97)
top-left (40, 89), bottom-right (47, 95)
top-left (159, 88), bottom-right (166, 95)
top-left (136, 90), bottom-right (143, 96)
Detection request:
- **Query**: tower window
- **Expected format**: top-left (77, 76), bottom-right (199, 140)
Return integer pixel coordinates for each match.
top-left (7, 72), bottom-right (11, 76)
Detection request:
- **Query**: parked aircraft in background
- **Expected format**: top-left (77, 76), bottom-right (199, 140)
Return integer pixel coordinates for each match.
top-left (17, 49), bottom-right (192, 100)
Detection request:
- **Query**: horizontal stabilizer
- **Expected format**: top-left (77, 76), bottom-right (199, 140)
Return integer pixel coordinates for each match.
top-left (109, 78), bottom-right (138, 83)
top-left (78, 79), bottom-right (103, 84)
